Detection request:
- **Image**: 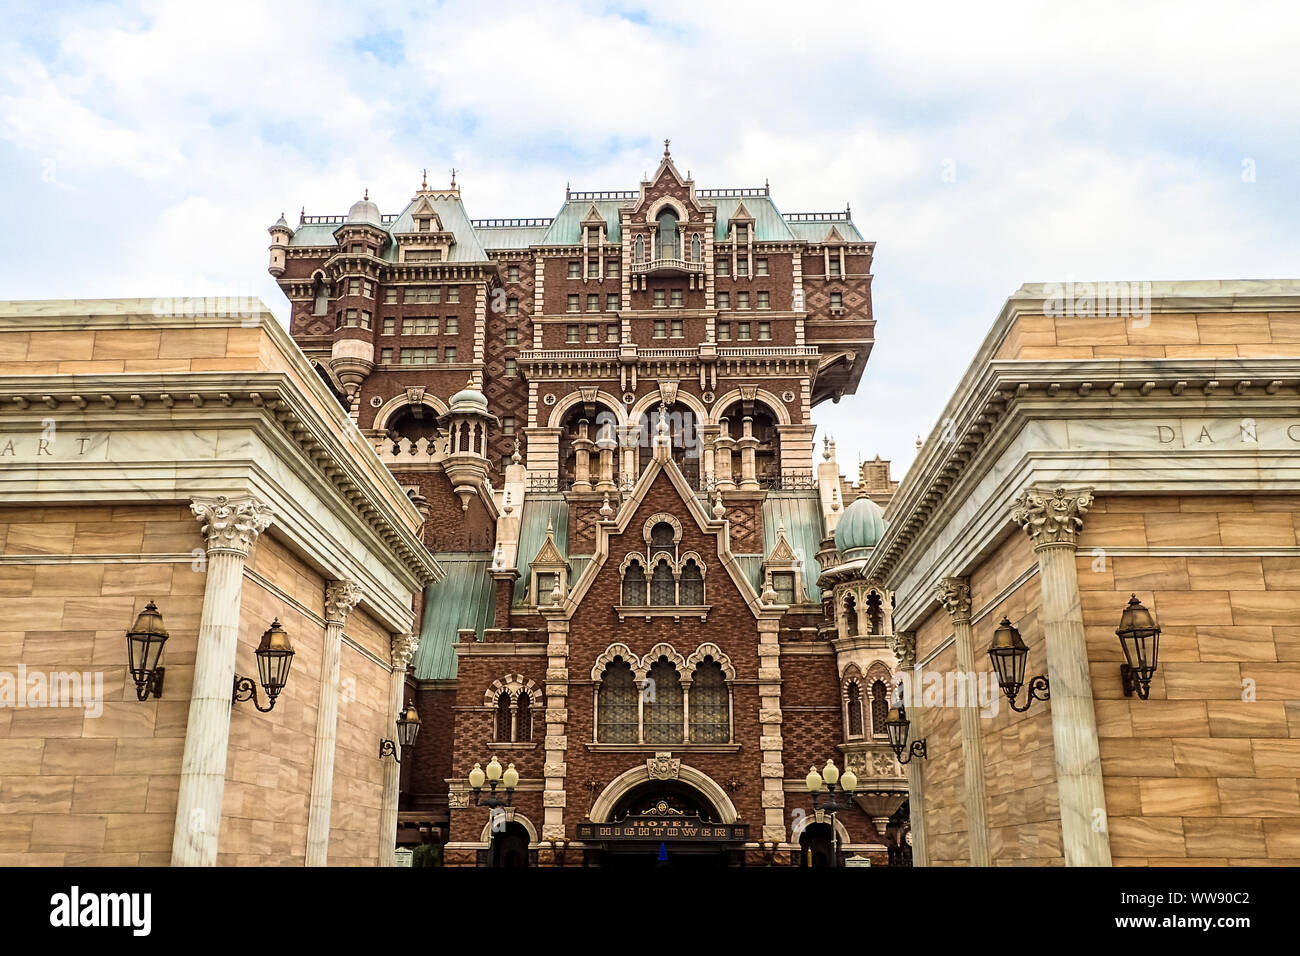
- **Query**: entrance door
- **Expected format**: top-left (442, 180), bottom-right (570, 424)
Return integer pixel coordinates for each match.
top-left (490, 821), bottom-right (531, 867)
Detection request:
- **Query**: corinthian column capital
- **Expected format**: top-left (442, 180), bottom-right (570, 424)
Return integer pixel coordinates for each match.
top-left (1011, 485), bottom-right (1094, 551)
top-left (324, 581), bottom-right (364, 625)
top-left (934, 576), bottom-right (972, 624)
top-left (190, 495), bottom-right (273, 556)
top-left (391, 632), bottom-right (420, 670)
top-left (888, 630), bottom-right (917, 670)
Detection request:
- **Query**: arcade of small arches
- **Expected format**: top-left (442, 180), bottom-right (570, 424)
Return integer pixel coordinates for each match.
top-left (591, 641), bottom-right (736, 745)
top-left (832, 584), bottom-right (892, 639)
top-left (484, 675), bottom-right (540, 745)
top-left (842, 661), bottom-right (895, 741)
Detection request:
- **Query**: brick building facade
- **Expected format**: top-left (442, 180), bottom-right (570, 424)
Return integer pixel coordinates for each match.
top-left (269, 144), bottom-right (908, 866)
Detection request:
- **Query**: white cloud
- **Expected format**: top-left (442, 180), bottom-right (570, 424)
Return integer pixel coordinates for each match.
top-left (1, 0), bottom-right (1297, 482)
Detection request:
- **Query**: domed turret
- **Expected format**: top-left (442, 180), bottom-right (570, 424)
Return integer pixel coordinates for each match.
top-left (437, 378), bottom-right (499, 511)
top-left (267, 212), bottom-right (294, 278)
top-left (346, 190), bottom-right (382, 226)
top-left (834, 493), bottom-right (887, 557)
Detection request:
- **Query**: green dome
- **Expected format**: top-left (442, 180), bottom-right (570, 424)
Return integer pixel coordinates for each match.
top-left (835, 494), bottom-right (887, 554)
top-left (449, 384), bottom-right (489, 411)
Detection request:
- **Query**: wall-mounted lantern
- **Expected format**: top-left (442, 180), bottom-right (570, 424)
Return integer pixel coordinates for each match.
top-left (884, 702), bottom-right (927, 764)
top-left (380, 701), bottom-right (422, 762)
top-left (1117, 595), bottom-right (1161, 699)
top-left (126, 601), bottom-right (168, 700)
top-left (232, 619), bottom-right (295, 712)
top-left (987, 617), bottom-right (1051, 712)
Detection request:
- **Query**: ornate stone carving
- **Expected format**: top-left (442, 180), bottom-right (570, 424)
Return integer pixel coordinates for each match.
top-left (934, 576), bottom-right (972, 623)
top-left (887, 631), bottom-right (917, 670)
top-left (390, 633), bottom-right (420, 669)
top-left (447, 788), bottom-right (471, 809)
top-left (190, 494), bottom-right (273, 556)
top-left (1011, 485), bottom-right (1094, 550)
top-left (324, 580), bottom-right (363, 625)
top-left (872, 751), bottom-right (901, 776)
top-left (646, 752), bottom-right (681, 780)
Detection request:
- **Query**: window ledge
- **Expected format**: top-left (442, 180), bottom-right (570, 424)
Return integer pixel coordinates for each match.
top-left (586, 743), bottom-right (741, 753)
top-left (487, 741), bottom-right (539, 751)
top-left (614, 605), bottom-right (710, 623)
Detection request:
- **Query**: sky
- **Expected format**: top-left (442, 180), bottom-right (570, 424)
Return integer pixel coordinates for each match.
top-left (2, 0), bottom-right (1298, 483)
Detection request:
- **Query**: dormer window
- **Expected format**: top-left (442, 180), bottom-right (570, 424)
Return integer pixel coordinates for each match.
top-left (418, 218), bottom-right (431, 232)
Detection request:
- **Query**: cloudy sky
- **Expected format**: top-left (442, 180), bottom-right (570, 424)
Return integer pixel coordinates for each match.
top-left (2, 0), bottom-right (1297, 481)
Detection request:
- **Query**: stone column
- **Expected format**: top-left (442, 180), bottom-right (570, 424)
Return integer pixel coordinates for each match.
top-left (571, 421), bottom-right (594, 492)
top-left (379, 632), bottom-right (419, 866)
top-left (713, 422), bottom-right (736, 491)
top-left (1011, 485), bottom-right (1110, 866)
top-left (172, 495), bottom-right (274, 867)
top-left (305, 580), bottom-right (363, 866)
top-left (935, 576), bottom-right (991, 866)
top-left (736, 417), bottom-right (760, 490)
top-left (889, 631), bottom-right (927, 866)
top-left (540, 615), bottom-right (570, 843)
top-left (757, 614), bottom-right (786, 843)
top-left (595, 425), bottom-right (618, 492)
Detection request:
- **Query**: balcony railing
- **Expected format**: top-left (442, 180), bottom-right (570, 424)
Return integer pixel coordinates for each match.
top-left (629, 257), bottom-right (706, 276)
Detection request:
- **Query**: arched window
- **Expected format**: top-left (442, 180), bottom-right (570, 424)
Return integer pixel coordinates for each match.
top-left (597, 658), bottom-right (637, 743)
top-left (842, 593), bottom-right (857, 636)
top-left (495, 691), bottom-right (512, 742)
top-left (679, 559), bottom-right (703, 605)
top-left (644, 657), bottom-right (683, 744)
top-left (847, 682), bottom-right (864, 737)
top-left (517, 691), bottom-right (532, 742)
top-left (650, 521), bottom-right (675, 553)
top-left (634, 235), bottom-right (645, 263)
top-left (867, 591), bottom-right (883, 635)
top-left (622, 559), bottom-right (647, 606)
top-left (657, 210), bottom-right (679, 259)
top-left (690, 233), bottom-right (701, 262)
top-left (871, 679), bottom-right (889, 736)
top-left (312, 276), bottom-right (329, 315)
top-left (689, 658), bottom-right (729, 743)
top-left (651, 559), bottom-right (676, 606)
top-left (387, 403), bottom-right (441, 442)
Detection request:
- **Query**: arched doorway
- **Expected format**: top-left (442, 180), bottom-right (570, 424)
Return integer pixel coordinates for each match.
top-left (490, 821), bottom-right (531, 868)
top-left (578, 777), bottom-right (747, 867)
top-left (798, 822), bottom-right (836, 868)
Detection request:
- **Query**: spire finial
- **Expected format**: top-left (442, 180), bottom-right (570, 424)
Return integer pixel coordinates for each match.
top-left (421, 168), bottom-right (427, 189)
top-left (450, 167), bottom-right (457, 188)
top-left (299, 206), bottom-right (305, 224)
top-left (664, 138), bottom-right (670, 157)
top-left (363, 188), bottom-right (369, 201)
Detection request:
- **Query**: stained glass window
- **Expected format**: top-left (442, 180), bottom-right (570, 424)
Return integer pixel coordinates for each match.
top-left (644, 658), bottom-right (683, 744)
top-left (597, 659), bottom-right (638, 743)
top-left (651, 560), bottom-right (676, 606)
top-left (690, 659), bottom-right (729, 743)
top-left (622, 560), bottom-right (647, 606)
top-left (680, 560), bottom-right (704, 605)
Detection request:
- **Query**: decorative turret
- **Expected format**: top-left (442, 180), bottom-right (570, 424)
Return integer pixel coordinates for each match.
top-left (437, 378), bottom-right (499, 511)
top-left (834, 492), bottom-right (887, 559)
top-left (267, 213), bottom-right (293, 277)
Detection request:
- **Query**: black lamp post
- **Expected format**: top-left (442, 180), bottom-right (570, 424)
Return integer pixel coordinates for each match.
top-left (884, 702), bottom-right (927, 764)
top-left (232, 619), bottom-right (295, 712)
top-left (804, 759), bottom-right (859, 867)
top-left (380, 700), bottom-right (422, 762)
top-left (1117, 595), bottom-right (1161, 699)
top-left (126, 601), bottom-right (168, 701)
top-left (468, 756), bottom-right (518, 808)
top-left (987, 617), bottom-right (1051, 712)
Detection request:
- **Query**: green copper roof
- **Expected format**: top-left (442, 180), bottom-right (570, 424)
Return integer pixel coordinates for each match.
top-left (413, 553), bottom-right (496, 680)
top-left (476, 225), bottom-right (552, 249)
top-left (539, 199), bottom-right (627, 245)
top-left (784, 218), bottom-right (865, 243)
top-left (763, 490), bottom-right (827, 602)
top-left (711, 196), bottom-right (794, 242)
top-left (387, 194), bottom-right (489, 262)
top-left (513, 494), bottom-right (570, 603)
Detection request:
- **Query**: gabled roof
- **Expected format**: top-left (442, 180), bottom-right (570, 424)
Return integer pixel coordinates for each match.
top-left (711, 196), bottom-right (794, 241)
top-left (386, 192), bottom-right (488, 262)
top-left (783, 216), bottom-right (865, 243)
top-left (554, 451), bottom-right (771, 619)
top-left (540, 198), bottom-right (627, 244)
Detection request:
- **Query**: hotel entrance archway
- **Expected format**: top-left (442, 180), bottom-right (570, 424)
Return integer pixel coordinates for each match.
top-left (578, 779), bottom-right (748, 867)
